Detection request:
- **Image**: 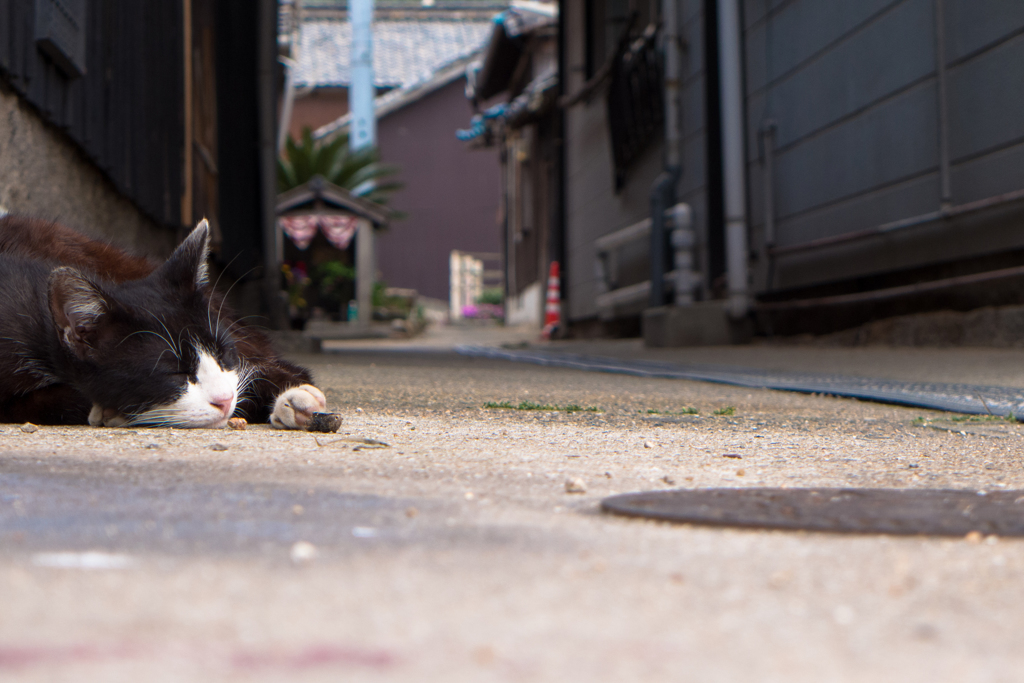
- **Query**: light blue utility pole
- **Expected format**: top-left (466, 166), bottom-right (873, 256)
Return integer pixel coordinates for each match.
top-left (350, 0), bottom-right (375, 150)
top-left (350, 0), bottom-right (376, 325)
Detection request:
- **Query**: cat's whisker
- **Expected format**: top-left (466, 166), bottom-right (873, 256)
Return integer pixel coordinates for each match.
top-left (157, 316), bottom-right (183, 360)
top-left (243, 376), bottom-right (279, 389)
top-left (207, 253), bottom-right (248, 338)
top-left (124, 409), bottom-right (198, 428)
top-left (213, 265), bottom-right (259, 340)
top-left (135, 312), bottom-right (183, 361)
top-left (119, 329), bottom-right (183, 368)
top-left (150, 348), bottom-right (174, 375)
top-left (221, 314), bottom-right (268, 337)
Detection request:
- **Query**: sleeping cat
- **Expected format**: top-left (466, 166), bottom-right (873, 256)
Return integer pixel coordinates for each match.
top-left (0, 214), bottom-right (326, 429)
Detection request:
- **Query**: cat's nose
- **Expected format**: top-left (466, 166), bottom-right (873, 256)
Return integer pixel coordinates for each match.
top-left (209, 394), bottom-right (234, 416)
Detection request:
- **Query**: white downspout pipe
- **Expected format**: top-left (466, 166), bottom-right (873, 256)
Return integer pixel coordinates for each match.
top-left (717, 0), bottom-right (749, 319)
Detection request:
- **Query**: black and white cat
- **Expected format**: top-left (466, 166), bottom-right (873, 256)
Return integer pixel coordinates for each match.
top-left (0, 215), bottom-right (325, 429)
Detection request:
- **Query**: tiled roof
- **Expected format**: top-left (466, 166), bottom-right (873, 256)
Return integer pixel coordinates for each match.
top-left (294, 18), bottom-right (494, 89)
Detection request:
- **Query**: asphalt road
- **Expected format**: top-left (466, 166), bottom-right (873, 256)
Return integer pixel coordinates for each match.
top-left (2, 349), bottom-right (1024, 682)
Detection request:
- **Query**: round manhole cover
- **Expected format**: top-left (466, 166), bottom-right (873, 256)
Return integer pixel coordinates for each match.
top-left (601, 488), bottom-right (1024, 536)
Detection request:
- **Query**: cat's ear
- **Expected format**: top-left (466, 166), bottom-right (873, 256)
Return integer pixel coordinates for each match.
top-left (159, 218), bottom-right (210, 292)
top-left (48, 267), bottom-right (109, 354)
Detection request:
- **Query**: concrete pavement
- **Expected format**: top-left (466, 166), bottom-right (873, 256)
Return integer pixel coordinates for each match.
top-left (3, 329), bottom-right (1024, 681)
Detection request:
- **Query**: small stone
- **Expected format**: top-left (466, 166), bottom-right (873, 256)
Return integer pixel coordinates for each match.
top-left (604, 472), bottom-right (613, 479)
top-left (210, 443), bottom-right (229, 451)
top-left (290, 540), bottom-right (318, 564)
top-left (227, 417), bottom-right (247, 430)
top-left (986, 534), bottom-right (1000, 545)
top-left (565, 478), bottom-right (587, 494)
top-left (292, 504), bottom-right (304, 516)
top-left (965, 530), bottom-right (983, 543)
top-left (644, 441), bottom-right (654, 448)
top-left (405, 506), bottom-right (419, 518)
top-left (355, 407), bottom-right (364, 414)
top-left (723, 453), bottom-right (743, 459)
top-left (145, 443), bottom-right (160, 450)
top-left (20, 423), bottom-right (38, 434)
top-left (464, 491), bottom-right (475, 500)
top-left (661, 475), bottom-right (676, 485)
top-left (736, 469), bottom-right (746, 476)
top-left (306, 412), bottom-right (342, 433)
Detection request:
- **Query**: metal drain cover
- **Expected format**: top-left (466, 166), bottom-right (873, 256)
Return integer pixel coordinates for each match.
top-left (601, 488), bottom-right (1024, 536)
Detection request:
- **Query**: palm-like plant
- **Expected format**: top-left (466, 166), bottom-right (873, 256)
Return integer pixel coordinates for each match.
top-left (277, 127), bottom-right (403, 208)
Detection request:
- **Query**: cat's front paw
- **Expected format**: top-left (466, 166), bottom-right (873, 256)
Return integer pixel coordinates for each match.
top-left (88, 404), bottom-right (129, 428)
top-left (270, 385), bottom-right (327, 429)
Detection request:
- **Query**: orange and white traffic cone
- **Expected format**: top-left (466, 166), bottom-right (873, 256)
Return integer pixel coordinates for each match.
top-left (542, 261), bottom-right (561, 340)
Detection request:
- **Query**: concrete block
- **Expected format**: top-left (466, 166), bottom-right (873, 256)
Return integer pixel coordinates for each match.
top-left (643, 303), bottom-right (752, 347)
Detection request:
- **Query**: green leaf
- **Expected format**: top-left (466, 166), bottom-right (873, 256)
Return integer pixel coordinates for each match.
top-left (277, 127), bottom-right (402, 208)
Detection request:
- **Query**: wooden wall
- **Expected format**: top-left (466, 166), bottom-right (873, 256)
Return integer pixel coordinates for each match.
top-left (0, 0), bottom-right (184, 228)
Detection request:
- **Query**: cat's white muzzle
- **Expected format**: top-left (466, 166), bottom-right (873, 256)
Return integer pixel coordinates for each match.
top-left (140, 350), bottom-right (240, 428)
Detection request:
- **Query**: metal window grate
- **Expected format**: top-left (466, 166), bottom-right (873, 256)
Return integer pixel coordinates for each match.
top-left (607, 24), bottom-right (663, 191)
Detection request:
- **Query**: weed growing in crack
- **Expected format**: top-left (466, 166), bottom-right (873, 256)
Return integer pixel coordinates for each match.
top-left (484, 401), bottom-right (601, 413)
top-left (642, 407), bottom-right (700, 416)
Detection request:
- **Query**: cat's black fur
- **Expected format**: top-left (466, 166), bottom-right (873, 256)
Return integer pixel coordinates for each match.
top-left (0, 215), bottom-right (313, 426)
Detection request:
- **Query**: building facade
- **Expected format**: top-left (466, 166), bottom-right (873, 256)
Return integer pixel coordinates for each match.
top-left (296, 4), bottom-right (503, 305)
top-left (536, 0), bottom-right (1024, 342)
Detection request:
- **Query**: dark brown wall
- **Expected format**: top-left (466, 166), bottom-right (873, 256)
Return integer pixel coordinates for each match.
top-left (376, 78), bottom-right (501, 301)
top-left (288, 88), bottom-right (349, 140)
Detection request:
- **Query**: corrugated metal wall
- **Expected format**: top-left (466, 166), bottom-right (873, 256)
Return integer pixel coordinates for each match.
top-left (745, 0), bottom-right (1024, 295)
top-left (0, 0), bottom-right (184, 228)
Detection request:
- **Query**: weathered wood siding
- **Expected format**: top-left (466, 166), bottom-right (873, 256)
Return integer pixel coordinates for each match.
top-left (0, 0), bottom-right (184, 228)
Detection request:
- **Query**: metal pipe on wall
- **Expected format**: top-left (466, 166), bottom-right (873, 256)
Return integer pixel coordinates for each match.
top-left (649, 0), bottom-right (683, 308)
top-left (934, 0), bottom-right (952, 208)
top-left (769, 188), bottom-right (1024, 258)
top-left (716, 0), bottom-right (749, 319)
top-left (759, 119), bottom-right (777, 292)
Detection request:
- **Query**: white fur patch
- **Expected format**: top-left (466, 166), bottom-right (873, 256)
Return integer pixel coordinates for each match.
top-left (270, 384), bottom-right (327, 429)
top-left (192, 219), bottom-right (210, 288)
top-left (135, 348), bottom-right (238, 428)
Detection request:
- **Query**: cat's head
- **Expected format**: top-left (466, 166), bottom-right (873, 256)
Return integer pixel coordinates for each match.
top-left (47, 220), bottom-right (244, 428)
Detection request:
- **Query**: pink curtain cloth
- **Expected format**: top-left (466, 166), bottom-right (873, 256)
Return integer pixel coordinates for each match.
top-left (278, 215), bottom-right (359, 251)
top-left (318, 215), bottom-right (359, 250)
